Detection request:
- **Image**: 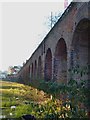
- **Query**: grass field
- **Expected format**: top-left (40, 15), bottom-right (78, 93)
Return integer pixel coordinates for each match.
top-left (0, 80), bottom-right (51, 118)
top-left (0, 80), bottom-right (88, 119)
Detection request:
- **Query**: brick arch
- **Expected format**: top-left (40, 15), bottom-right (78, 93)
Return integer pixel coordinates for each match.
top-left (28, 65), bottom-right (30, 79)
top-left (71, 18), bottom-right (90, 81)
top-left (54, 38), bottom-right (67, 83)
top-left (38, 56), bottom-right (42, 79)
top-left (29, 65), bottom-right (30, 74)
top-left (34, 60), bottom-right (37, 79)
top-left (26, 65), bottom-right (30, 81)
top-left (31, 63), bottom-right (33, 79)
top-left (45, 48), bottom-right (52, 81)
top-left (30, 65), bottom-right (32, 78)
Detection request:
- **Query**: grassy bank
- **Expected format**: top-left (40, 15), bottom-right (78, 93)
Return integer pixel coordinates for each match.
top-left (0, 79), bottom-right (89, 119)
top-left (0, 80), bottom-right (51, 118)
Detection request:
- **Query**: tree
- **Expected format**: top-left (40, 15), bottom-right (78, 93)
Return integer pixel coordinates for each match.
top-left (45, 12), bottom-right (62, 29)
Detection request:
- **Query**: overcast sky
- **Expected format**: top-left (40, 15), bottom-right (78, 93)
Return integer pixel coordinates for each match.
top-left (0, 0), bottom-right (72, 71)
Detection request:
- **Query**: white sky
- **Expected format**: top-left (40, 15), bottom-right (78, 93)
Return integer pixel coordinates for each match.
top-left (0, 0), bottom-right (72, 71)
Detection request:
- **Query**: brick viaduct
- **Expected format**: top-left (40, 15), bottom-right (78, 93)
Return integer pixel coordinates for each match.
top-left (17, 2), bottom-right (90, 85)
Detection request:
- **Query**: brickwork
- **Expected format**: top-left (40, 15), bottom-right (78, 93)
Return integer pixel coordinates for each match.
top-left (34, 60), bottom-right (37, 79)
top-left (31, 63), bottom-right (33, 79)
top-left (17, 2), bottom-right (90, 84)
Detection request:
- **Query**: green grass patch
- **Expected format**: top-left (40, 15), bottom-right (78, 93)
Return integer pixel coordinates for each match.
top-left (0, 79), bottom-right (89, 119)
top-left (0, 80), bottom-right (51, 118)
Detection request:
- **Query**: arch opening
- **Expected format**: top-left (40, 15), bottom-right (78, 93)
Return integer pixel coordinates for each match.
top-left (38, 56), bottom-right (42, 79)
top-left (45, 48), bottom-right (52, 81)
top-left (71, 19), bottom-right (90, 81)
top-left (30, 65), bottom-right (31, 78)
top-left (54, 38), bottom-right (67, 83)
top-left (34, 60), bottom-right (37, 79)
top-left (31, 63), bottom-right (33, 79)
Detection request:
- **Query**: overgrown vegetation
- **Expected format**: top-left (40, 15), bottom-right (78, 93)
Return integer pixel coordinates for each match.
top-left (1, 65), bottom-right (90, 119)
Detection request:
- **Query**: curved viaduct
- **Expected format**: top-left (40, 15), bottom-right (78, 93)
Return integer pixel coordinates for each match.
top-left (17, 2), bottom-right (90, 85)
